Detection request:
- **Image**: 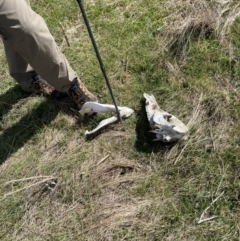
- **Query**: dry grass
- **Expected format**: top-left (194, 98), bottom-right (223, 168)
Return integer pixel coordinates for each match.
top-left (160, 0), bottom-right (240, 57)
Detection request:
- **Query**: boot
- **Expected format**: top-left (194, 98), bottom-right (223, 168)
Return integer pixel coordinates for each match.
top-left (29, 74), bottom-right (68, 100)
top-left (68, 77), bottom-right (98, 109)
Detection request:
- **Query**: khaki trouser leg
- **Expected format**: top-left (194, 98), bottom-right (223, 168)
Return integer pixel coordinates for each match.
top-left (3, 41), bottom-right (37, 92)
top-left (0, 0), bottom-right (77, 92)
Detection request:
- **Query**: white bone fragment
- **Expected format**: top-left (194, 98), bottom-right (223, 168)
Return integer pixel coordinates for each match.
top-left (80, 102), bottom-right (134, 135)
top-left (144, 93), bottom-right (188, 142)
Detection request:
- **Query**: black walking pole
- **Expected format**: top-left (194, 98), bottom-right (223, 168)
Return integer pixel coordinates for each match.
top-left (75, 0), bottom-right (121, 121)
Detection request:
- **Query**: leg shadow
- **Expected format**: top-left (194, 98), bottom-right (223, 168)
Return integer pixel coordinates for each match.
top-left (0, 96), bottom-right (61, 164)
top-left (0, 85), bottom-right (30, 121)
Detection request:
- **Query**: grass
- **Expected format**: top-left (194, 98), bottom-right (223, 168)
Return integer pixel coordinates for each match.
top-left (1, 0), bottom-right (240, 240)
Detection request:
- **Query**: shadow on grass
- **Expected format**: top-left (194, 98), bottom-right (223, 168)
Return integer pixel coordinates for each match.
top-left (0, 86), bottom-right (78, 165)
top-left (0, 85), bottom-right (30, 120)
top-left (0, 103), bottom-right (61, 164)
top-left (134, 98), bottom-right (175, 153)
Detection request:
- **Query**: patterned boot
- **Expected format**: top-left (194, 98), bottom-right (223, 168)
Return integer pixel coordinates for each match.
top-left (29, 75), bottom-right (68, 100)
top-left (68, 78), bottom-right (98, 110)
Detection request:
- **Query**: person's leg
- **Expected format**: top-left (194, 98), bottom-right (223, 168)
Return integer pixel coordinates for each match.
top-left (3, 42), bottom-right (36, 92)
top-left (3, 43), bottom-right (68, 99)
top-left (0, 0), bottom-right (64, 95)
top-left (0, 0), bottom-right (97, 107)
top-left (5, 0), bottom-right (55, 96)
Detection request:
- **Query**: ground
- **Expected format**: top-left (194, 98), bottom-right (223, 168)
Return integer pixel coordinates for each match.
top-left (0, 0), bottom-right (240, 240)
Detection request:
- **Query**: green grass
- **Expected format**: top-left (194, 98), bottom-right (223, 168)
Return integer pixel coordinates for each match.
top-left (1, 0), bottom-right (240, 240)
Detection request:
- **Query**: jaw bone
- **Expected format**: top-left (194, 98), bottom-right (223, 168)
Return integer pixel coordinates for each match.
top-left (144, 93), bottom-right (188, 142)
top-left (80, 102), bottom-right (134, 136)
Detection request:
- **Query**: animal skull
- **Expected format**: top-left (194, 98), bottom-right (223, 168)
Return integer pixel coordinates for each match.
top-left (144, 93), bottom-right (188, 142)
